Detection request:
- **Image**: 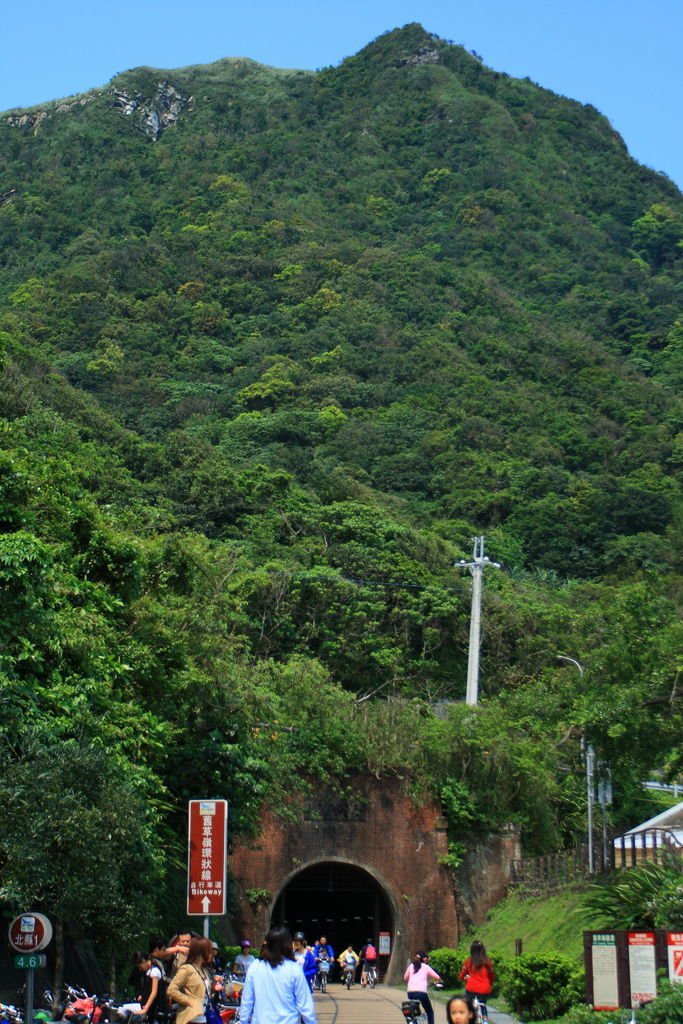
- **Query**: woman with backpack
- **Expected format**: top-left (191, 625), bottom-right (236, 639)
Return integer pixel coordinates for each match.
top-left (459, 941), bottom-right (494, 1022)
top-left (360, 939), bottom-right (378, 987)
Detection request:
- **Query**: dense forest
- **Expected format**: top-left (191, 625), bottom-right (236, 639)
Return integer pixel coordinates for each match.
top-left (0, 23), bottom-right (681, 951)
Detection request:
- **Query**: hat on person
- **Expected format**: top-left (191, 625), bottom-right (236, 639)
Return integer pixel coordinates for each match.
top-left (211, 942), bottom-right (219, 950)
top-left (240, 940), bottom-right (251, 948)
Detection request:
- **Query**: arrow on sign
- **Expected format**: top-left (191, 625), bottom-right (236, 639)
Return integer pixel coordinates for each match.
top-left (202, 896), bottom-right (211, 914)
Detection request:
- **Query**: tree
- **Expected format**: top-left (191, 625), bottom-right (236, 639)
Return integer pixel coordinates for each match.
top-left (0, 733), bottom-right (165, 995)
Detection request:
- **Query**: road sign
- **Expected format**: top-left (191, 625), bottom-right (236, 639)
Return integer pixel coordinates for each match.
top-left (187, 799), bottom-right (228, 916)
top-left (14, 954), bottom-right (47, 969)
top-left (8, 914), bottom-right (53, 953)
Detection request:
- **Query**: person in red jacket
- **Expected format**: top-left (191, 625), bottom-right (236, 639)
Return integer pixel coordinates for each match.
top-left (459, 941), bottom-right (494, 1022)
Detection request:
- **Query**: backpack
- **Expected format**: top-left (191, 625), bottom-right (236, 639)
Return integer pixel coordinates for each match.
top-left (365, 945), bottom-right (377, 960)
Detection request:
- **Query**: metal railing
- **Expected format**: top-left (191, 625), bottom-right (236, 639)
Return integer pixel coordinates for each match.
top-left (509, 828), bottom-right (682, 893)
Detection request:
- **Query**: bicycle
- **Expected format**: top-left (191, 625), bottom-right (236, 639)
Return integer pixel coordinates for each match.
top-left (365, 964), bottom-right (377, 989)
top-left (401, 999), bottom-right (427, 1024)
top-left (343, 965), bottom-right (355, 990)
top-left (315, 959), bottom-right (330, 994)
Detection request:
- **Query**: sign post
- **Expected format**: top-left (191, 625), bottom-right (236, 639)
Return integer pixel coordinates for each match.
top-left (8, 913), bottom-right (53, 1024)
top-left (187, 800), bottom-right (228, 936)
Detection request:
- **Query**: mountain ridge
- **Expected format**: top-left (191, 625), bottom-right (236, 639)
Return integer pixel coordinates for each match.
top-left (0, 25), bottom-right (681, 900)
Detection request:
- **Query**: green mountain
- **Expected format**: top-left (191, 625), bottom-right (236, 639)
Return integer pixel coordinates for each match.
top-left (0, 24), bottom-right (681, 934)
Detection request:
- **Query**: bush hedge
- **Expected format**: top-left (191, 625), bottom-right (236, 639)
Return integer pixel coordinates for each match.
top-left (497, 952), bottom-right (584, 1020)
top-left (427, 947), bottom-right (464, 988)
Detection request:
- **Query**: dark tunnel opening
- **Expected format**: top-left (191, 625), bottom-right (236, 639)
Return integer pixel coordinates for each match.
top-left (271, 861), bottom-right (394, 979)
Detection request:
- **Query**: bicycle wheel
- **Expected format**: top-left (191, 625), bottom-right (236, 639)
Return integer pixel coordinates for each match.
top-left (345, 971), bottom-right (352, 989)
top-left (320, 972), bottom-right (327, 994)
top-left (369, 969), bottom-right (376, 989)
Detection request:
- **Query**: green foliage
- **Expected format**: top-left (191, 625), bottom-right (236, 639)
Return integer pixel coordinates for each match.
top-left (556, 984), bottom-right (683, 1024)
top-left (245, 887), bottom-right (272, 908)
top-left (425, 947), bottom-right (463, 988)
top-left (641, 981), bottom-right (683, 1024)
top-left (0, 21), bottom-right (682, 955)
top-left (556, 1007), bottom-right (632, 1024)
top-left (460, 888), bottom-right (605, 962)
top-left (584, 862), bottom-right (683, 930)
top-left (498, 953), bottom-right (584, 1020)
top-left (0, 732), bottom-right (164, 953)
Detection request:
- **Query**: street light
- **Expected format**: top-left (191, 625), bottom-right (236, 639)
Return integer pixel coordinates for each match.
top-left (556, 655), bottom-right (595, 874)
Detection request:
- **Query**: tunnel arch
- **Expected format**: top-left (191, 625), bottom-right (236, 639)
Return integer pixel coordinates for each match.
top-left (228, 777), bottom-right (487, 982)
top-left (270, 857), bottom-right (398, 979)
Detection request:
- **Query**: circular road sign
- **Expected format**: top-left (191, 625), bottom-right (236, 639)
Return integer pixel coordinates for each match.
top-left (8, 913), bottom-right (53, 953)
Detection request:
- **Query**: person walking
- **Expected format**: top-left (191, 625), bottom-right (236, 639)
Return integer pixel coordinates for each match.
top-left (167, 937), bottom-right (214, 1024)
top-left (404, 951), bottom-right (441, 1024)
top-left (459, 941), bottom-right (494, 1022)
top-left (239, 926), bottom-right (316, 1024)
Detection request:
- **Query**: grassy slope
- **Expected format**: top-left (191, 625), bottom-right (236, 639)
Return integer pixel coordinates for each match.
top-left (466, 887), bottom-right (607, 961)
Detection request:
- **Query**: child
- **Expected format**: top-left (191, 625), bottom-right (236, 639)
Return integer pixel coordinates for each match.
top-left (446, 993), bottom-right (478, 1024)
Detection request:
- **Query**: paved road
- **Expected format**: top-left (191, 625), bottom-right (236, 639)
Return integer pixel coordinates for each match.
top-left (314, 983), bottom-right (408, 1023)
top-left (312, 986), bottom-right (517, 1024)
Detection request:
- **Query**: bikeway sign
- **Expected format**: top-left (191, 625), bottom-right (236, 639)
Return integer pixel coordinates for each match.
top-left (187, 799), bottom-right (228, 916)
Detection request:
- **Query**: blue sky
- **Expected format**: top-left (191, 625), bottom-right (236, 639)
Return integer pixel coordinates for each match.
top-left (2, 0), bottom-right (681, 190)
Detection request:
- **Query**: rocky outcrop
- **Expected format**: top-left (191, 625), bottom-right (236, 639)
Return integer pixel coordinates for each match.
top-left (5, 111), bottom-right (49, 132)
top-left (396, 46), bottom-right (441, 67)
top-left (110, 81), bottom-right (193, 139)
top-left (5, 95), bottom-right (95, 133)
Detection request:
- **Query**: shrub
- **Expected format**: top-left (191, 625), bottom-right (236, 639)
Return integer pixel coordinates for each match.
top-left (641, 981), bottom-right (683, 1024)
top-left (428, 947), bottom-right (463, 988)
top-left (497, 952), bottom-right (584, 1020)
top-left (223, 945), bottom-right (240, 966)
top-left (584, 862), bottom-right (683, 930)
top-left (557, 1007), bottom-right (631, 1024)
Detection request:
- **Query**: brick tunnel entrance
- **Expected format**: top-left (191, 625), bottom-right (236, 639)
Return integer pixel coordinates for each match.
top-left (272, 860), bottom-right (393, 971)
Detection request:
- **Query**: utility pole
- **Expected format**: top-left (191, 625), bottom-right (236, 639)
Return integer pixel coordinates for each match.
top-left (557, 655), bottom-right (596, 874)
top-left (458, 536), bottom-right (500, 706)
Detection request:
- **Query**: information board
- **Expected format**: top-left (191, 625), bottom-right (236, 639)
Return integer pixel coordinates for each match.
top-left (628, 932), bottom-right (657, 1007)
top-left (667, 933), bottom-right (683, 985)
top-left (378, 932), bottom-right (391, 955)
top-left (591, 933), bottom-right (620, 1010)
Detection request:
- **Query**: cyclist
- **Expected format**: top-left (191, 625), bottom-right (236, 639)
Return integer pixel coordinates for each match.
top-left (360, 939), bottom-right (378, 987)
top-left (337, 945), bottom-right (359, 987)
top-left (312, 936), bottom-right (334, 991)
top-left (403, 951), bottom-right (441, 1024)
top-left (459, 940), bottom-right (494, 1023)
